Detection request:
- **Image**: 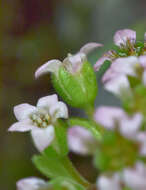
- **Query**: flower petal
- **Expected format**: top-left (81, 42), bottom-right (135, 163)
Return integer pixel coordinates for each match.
top-left (8, 120), bottom-right (36, 132)
top-left (123, 162), bottom-right (146, 190)
top-left (120, 113), bottom-right (143, 139)
top-left (102, 68), bottom-right (119, 83)
top-left (97, 174), bottom-right (121, 190)
top-left (139, 55), bottom-right (146, 69)
top-left (113, 29), bottom-right (136, 46)
top-left (94, 106), bottom-right (125, 129)
top-left (17, 177), bottom-right (47, 190)
top-left (111, 56), bottom-right (138, 76)
top-left (14, 104), bottom-right (36, 121)
top-left (63, 52), bottom-right (86, 73)
top-left (35, 59), bottom-right (62, 79)
top-left (50, 101), bottom-right (68, 120)
top-left (31, 126), bottom-right (55, 152)
top-left (79, 42), bottom-right (103, 54)
top-left (37, 94), bottom-right (58, 108)
top-left (68, 126), bottom-right (96, 155)
top-left (104, 75), bottom-right (130, 96)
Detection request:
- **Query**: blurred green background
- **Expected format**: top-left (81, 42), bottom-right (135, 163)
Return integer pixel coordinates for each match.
top-left (1, 0), bottom-right (146, 189)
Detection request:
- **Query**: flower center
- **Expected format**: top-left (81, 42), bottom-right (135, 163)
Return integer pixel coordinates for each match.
top-left (30, 112), bottom-right (51, 128)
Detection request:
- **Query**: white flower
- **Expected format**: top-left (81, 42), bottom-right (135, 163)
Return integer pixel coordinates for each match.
top-left (94, 106), bottom-right (143, 140)
top-left (68, 126), bottom-right (96, 155)
top-left (94, 106), bottom-right (125, 130)
top-left (104, 74), bottom-right (130, 96)
top-left (123, 162), bottom-right (146, 190)
top-left (8, 94), bottom-right (68, 152)
top-left (94, 29), bottom-right (136, 71)
top-left (102, 56), bottom-right (142, 96)
top-left (97, 174), bottom-right (122, 190)
top-left (17, 177), bottom-right (47, 190)
top-left (113, 29), bottom-right (136, 47)
top-left (35, 42), bottom-right (102, 78)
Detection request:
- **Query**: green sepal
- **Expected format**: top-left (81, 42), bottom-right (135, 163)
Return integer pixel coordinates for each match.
top-left (52, 61), bottom-right (98, 109)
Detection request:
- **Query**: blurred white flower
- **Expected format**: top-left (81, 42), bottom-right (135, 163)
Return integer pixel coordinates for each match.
top-left (9, 95), bottom-right (68, 152)
top-left (123, 162), bottom-right (146, 190)
top-left (94, 106), bottom-right (143, 140)
top-left (68, 126), bottom-right (96, 155)
top-left (94, 106), bottom-right (125, 130)
top-left (97, 174), bottom-right (122, 190)
top-left (35, 42), bottom-right (102, 78)
top-left (101, 56), bottom-right (146, 96)
top-left (17, 177), bottom-right (47, 190)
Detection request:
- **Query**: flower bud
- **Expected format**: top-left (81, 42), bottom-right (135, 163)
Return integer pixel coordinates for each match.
top-left (35, 43), bottom-right (102, 108)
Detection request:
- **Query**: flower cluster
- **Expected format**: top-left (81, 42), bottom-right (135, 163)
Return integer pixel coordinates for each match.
top-left (9, 29), bottom-right (146, 190)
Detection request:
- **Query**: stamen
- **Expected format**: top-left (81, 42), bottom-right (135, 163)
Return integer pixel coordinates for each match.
top-left (30, 111), bottom-right (51, 128)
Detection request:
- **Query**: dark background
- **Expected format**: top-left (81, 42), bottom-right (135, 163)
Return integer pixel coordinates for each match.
top-left (1, 0), bottom-right (146, 189)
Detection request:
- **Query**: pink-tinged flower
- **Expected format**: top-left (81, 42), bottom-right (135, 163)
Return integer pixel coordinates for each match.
top-left (97, 174), bottom-right (121, 190)
top-left (8, 95), bottom-right (68, 152)
top-left (94, 106), bottom-right (143, 140)
top-left (79, 42), bottom-right (103, 54)
top-left (119, 113), bottom-right (143, 139)
top-left (17, 177), bottom-right (47, 190)
top-left (68, 126), bottom-right (96, 155)
top-left (104, 74), bottom-right (130, 96)
top-left (123, 162), bottom-right (146, 190)
top-left (35, 42), bottom-right (102, 78)
top-left (102, 56), bottom-right (140, 96)
top-left (113, 29), bottom-right (136, 47)
top-left (94, 106), bottom-right (125, 130)
top-left (109, 56), bottom-right (138, 76)
top-left (139, 55), bottom-right (146, 68)
top-left (94, 29), bottom-right (136, 72)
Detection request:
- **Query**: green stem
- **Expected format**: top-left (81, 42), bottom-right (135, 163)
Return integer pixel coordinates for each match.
top-left (85, 105), bottom-right (105, 137)
top-left (62, 156), bottom-right (90, 188)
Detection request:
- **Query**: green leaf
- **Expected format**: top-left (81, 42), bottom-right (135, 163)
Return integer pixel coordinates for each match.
top-left (68, 117), bottom-right (102, 140)
top-left (33, 147), bottom-right (89, 187)
top-left (32, 147), bottom-right (72, 179)
top-left (50, 177), bottom-right (85, 190)
top-left (54, 119), bottom-right (69, 156)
